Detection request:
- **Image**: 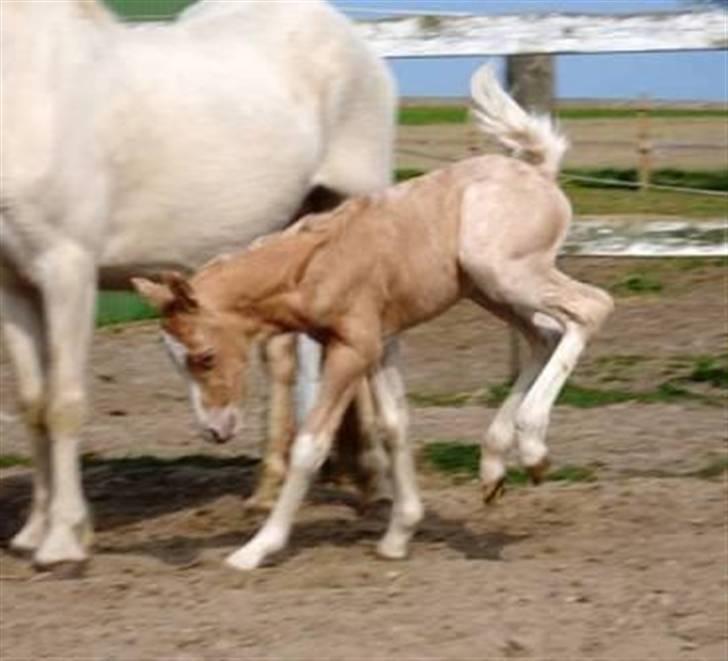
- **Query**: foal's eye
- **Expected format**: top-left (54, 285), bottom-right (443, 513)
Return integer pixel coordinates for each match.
top-left (188, 350), bottom-right (216, 371)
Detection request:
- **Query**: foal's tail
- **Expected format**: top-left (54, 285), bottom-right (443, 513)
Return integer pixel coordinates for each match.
top-left (469, 64), bottom-right (568, 179)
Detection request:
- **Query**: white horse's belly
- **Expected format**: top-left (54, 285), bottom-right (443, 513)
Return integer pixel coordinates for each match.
top-left (97, 42), bottom-right (322, 281)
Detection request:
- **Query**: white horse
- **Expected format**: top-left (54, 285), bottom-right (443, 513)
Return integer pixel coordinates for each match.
top-left (0, 0), bottom-right (395, 571)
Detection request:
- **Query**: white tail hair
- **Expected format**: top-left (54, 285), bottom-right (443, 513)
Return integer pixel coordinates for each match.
top-left (469, 64), bottom-right (568, 179)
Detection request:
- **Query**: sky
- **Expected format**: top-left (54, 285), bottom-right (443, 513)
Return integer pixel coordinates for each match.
top-left (331, 0), bottom-right (727, 101)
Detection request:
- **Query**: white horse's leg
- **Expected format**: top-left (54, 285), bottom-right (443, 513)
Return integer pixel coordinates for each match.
top-left (0, 279), bottom-right (51, 553)
top-left (33, 243), bottom-right (97, 568)
top-left (369, 343), bottom-right (423, 560)
top-left (295, 334), bottom-right (321, 426)
top-left (227, 342), bottom-right (367, 570)
top-left (248, 334), bottom-right (297, 510)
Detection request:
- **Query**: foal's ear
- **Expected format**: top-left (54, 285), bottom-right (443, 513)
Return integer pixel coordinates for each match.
top-left (131, 277), bottom-right (174, 311)
top-left (161, 271), bottom-right (199, 312)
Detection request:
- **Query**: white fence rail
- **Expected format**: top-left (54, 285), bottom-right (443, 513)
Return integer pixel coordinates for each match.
top-left (356, 11), bottom-right (726, 57)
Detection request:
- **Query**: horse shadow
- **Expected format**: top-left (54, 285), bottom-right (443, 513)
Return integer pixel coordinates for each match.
top-left (0, 454), bottom-right (528, 567)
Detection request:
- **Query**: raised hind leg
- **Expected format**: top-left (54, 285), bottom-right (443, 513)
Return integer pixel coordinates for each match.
top-left (462, 259), bottom-right (612, 504)
top-left (473, 303), bottom-right (561, 504)
top-left (511, 272), bottom-right (613, 483)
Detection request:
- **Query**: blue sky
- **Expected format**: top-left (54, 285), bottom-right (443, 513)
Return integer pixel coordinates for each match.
top-left (333, 0), bottom-right (727, 101)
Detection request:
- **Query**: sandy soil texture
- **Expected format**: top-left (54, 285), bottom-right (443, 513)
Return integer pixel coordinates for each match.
top-left (1, 257), bottom-right (725, 660)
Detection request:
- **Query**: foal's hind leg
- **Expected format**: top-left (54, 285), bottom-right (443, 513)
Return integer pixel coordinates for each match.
top-left (510, 273), bottom-right (613, 482)
top-left (473, 305), bottom-right (560, 503)
top-left (464, 266), bottom-right (612, 503)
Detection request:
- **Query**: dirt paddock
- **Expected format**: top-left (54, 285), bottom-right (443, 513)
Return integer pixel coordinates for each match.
top-left (1, 257), bottom-right (726, 660)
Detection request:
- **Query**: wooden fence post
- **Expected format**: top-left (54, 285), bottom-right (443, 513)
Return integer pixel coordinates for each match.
top-left (637, 96), bottom-right (653, 191)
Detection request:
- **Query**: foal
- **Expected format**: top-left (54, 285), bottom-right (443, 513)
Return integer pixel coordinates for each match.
top-left (134, 65), bottom-right (613, 570)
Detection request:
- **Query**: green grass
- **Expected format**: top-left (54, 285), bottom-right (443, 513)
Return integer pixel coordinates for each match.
top-left (691, 457), bottom-right (728, 479)
top-left (563, 181), bottom-right (727, 217)
top-left (423, 441), bottom-right (728, 482)
top-left (96, 292), bottom-right (158, 327)
top-left (104, 0), bottom-right (194, 19)
top-left (0, 454), bottom-right (31, 469)
top-left (688, 356), bottom-right (728, 389)
top-left (564, 168), bottom-right (728, 192)
top-left (399, 105), bottom-right (728, 126)
top-left (611, 272), bottom-right (664, 296)
top-left (409, 377), bottom-right (724, 411)
top-left (423, 441), bottom-right (598, 482)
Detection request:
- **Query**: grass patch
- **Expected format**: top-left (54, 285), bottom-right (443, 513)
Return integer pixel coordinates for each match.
top-left (96, 291), bottom-right (158, 327)
top-left (105, 0), bottom-right (195, 20)
top-left (611, 272), bottom-right (664, 296)
top-left (410, 378), bottom-right (723, 411)
top-left (399, 106), bottom-right (469, 126)
top-left (691, 457), bottom-right (728, 479)
top-left (564, 168), bottom-right (728, 192)
top-left (557, 107), bottom-right (728, 120)
top-left (563, 182), bottom-right (727, 217)
top-left (399, 105), bottom-right (728, 126)
top-left (687, 356), bottom-right (728, 389)
top-left (423, 441), bottom-right (597, 483)
top-left (0, 454), bottom-right (31, 469)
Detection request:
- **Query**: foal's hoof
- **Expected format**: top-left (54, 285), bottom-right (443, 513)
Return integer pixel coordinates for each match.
top-left (526, 457), bottom-right (551, 485)
top-left (33, 559), bottom-right (89, 580)
top-left (482, 476), bottom-right (506, 505)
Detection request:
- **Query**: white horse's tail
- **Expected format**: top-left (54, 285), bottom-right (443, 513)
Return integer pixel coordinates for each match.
top-left (469, 64), bottom-right (568, 179)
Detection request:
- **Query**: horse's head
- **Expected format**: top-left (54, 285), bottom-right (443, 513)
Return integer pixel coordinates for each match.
top-left (133, 273), bottom-right (252, 444)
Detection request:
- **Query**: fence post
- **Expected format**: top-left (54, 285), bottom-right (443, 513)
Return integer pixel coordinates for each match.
top-left (637, 96), bottom-right (653, 191)
top-left (504, 54), bottom-right (555, 381)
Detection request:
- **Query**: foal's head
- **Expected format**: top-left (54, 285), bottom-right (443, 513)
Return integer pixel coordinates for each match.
top-left (133, 273), bottom-right (253, 444)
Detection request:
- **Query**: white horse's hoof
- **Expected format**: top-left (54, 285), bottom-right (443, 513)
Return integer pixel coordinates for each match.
top-left (225, 546), bottom-right (265, 571)
top-left (376, 535), bottom-right (409, 560)
top-left (33, 524), bottom-right (90, 569)
top-left (9, 519), bottom-right (47, 555)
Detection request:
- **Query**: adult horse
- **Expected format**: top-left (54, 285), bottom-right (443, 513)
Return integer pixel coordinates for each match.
top-left (0, 0), bottom-right (395, 571)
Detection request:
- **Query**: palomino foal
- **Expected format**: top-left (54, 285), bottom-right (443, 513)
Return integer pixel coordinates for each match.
top-left (134, 66), bottom-right (613, 570)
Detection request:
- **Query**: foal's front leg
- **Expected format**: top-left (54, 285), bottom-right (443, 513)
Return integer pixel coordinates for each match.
top-left (226, 342), bottom-right (368, 570)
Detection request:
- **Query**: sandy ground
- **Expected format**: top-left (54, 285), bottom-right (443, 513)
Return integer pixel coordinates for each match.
top-left (398, 117), bottom-right (728, 171)
top-left (1, 257), bottom-right (726, 660)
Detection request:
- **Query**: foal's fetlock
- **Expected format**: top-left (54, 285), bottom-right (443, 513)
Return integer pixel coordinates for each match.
top-left (480, 457), bottom-right (507, 505)
top-left (525, 456), bottom-right (551, 485)
top-left (482, 476), bottom-right (506, 505)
